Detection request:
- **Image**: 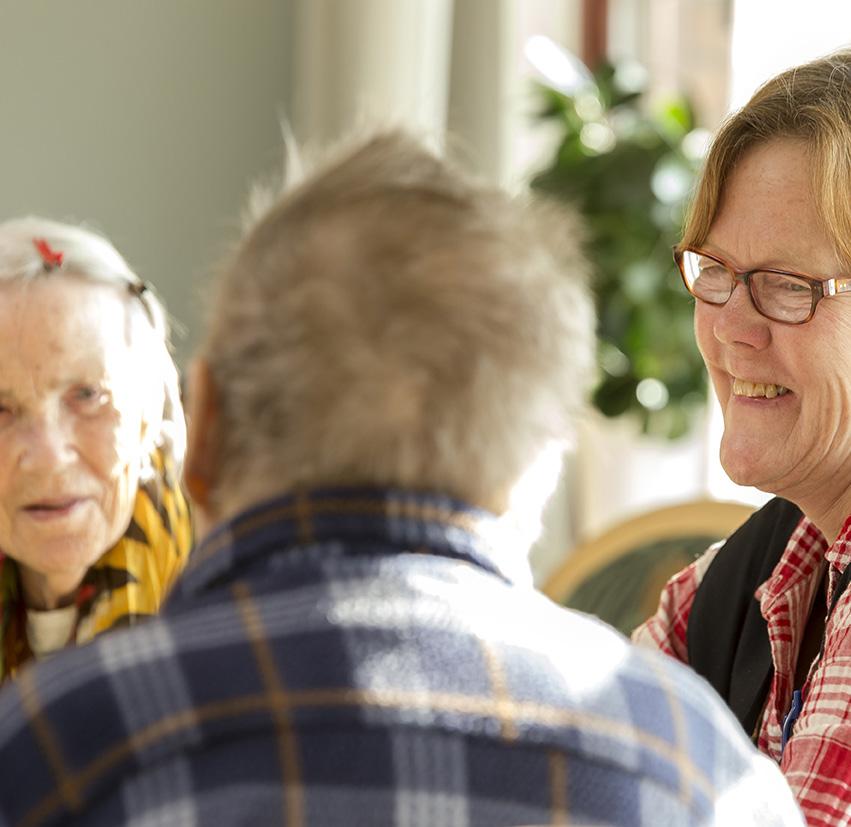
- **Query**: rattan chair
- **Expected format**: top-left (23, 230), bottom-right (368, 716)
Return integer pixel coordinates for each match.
top-left (542, 499), bottom-right (755, 636)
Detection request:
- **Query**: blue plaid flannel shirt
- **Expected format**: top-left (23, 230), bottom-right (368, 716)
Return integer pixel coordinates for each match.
top-left (0, 488), bottom-right (802, 826)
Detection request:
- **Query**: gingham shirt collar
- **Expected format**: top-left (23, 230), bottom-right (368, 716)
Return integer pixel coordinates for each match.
top-left (754, 514), bottom-right (851, 615)
top-left (755, 516), bottom-right (827, 613)
top-left (826, 513), bottom-right (851, 575)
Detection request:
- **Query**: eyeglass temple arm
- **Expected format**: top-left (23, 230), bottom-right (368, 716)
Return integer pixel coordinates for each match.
top-left (826, 278), bottom-right (851, 296)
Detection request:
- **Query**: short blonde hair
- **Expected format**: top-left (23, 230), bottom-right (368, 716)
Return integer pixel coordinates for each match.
top-left (0, 216), bottom-right (185, 472)
top-left (683, 49), bottom-right (851, 264)
top-left (200, 131), bottom-right (595, 514)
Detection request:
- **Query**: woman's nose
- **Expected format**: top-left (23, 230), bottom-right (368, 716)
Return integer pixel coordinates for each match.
top-left (17, 412), bottom-right (77, 472)
top-left (712, 280), bottom-right (771, 349)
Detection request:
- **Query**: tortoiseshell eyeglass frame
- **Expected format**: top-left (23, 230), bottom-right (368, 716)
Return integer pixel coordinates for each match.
top-left (673, 246), bottom-right (851, 325)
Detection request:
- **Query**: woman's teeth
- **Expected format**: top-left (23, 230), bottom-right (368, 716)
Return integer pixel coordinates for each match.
top-left (732, 378), bottom-right (789, 398)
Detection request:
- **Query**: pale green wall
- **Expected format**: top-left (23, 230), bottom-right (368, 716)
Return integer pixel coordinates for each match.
top-left (0, 0), bottom-right (292, 364)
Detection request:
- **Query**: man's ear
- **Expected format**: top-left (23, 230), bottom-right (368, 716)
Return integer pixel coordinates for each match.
top-left (184, 357), bottom-right (220, 523)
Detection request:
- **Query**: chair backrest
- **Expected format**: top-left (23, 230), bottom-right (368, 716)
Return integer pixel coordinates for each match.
top-left (542, 499), bottom-right (755, 636)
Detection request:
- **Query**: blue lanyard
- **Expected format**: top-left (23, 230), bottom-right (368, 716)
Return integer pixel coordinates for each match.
top-left (781, 689), bottom-right (802, 753)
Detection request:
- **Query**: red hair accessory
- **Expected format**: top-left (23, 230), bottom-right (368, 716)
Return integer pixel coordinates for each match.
top-left (33, 238), bottom-right (64, 271)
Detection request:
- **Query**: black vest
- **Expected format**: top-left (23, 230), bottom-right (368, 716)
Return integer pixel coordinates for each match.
top-left (687, 497), bottom-right (802, 737)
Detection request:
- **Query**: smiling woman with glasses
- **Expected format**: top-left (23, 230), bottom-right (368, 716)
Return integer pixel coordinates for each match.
top-left (634, 50), bottom-right (851, 827)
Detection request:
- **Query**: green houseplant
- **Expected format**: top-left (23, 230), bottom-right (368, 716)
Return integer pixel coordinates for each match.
top-left (531, 59), bottom-right (708, 439)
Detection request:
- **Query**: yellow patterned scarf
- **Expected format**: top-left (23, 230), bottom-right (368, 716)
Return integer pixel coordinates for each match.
top-left (0, 447), bottom-right (192, 681)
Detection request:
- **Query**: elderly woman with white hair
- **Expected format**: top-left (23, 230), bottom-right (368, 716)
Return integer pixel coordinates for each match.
top-left (0, 217), bottom-right (191, 681)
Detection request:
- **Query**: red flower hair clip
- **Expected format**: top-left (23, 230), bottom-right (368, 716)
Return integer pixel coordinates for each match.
top-left (32, 238), bottom-right (64, 271)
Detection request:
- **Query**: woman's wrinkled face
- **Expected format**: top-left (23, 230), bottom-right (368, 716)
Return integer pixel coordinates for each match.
top-left (695, 138), bottom-right (851, 503)
top-left (0, 277), bottom-right (147, 601)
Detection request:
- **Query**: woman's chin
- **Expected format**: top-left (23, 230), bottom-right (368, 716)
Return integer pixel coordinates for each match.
top-left (719, 442), bottom-right (775, 492)
top-left (14, 533), bottom-right (107, 586)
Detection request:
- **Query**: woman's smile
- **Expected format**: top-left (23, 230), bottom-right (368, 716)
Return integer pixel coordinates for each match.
top-left (730, 377), bottom-right (791, 399)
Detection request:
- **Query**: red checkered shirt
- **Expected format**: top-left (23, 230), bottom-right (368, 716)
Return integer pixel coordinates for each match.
top-left (634, 513), bottom-right (851, 827)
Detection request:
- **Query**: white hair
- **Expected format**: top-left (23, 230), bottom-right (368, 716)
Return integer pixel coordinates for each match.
top-left (0, 216), bottom-right (185, 473)
top-left (201, 131), bottom-right (595, 516)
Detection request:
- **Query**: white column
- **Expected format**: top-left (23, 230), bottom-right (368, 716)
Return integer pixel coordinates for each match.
top-left (446, 0), bottom-right (516, 184)
top-left (288, 0), bottom-right (455, 145)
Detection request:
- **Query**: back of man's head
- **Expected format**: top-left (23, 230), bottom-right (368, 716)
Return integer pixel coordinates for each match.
top-left (190, 130), bottom-right (595, 524)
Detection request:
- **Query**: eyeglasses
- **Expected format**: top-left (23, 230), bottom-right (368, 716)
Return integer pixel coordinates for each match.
top-left (674, 247), bottom-right (851, 324)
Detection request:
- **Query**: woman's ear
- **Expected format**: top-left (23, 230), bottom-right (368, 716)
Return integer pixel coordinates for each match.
top-left (183, 357), bottom-right (220, 526)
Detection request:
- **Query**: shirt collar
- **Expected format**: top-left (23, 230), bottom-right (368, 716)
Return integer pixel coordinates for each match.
top-left (756, 514), bottom-right (826, 610)
top-left (827, 513), bottom-right (851, 572)
top-left (174, 487), bottom-right (530, 598)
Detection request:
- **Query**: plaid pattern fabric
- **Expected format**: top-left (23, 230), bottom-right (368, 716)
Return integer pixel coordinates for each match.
top-left (634, 512), bottom-right (851, 826)
top-left (0, 489), bottom-right (801, 826)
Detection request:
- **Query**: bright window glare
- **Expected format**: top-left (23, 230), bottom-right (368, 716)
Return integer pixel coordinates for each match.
top-left (483, 442), bottom-right (568, 587)
top-left (524, 35), bottom-right (593, 95)
top-left (731, 0), bottom-right (851, 108)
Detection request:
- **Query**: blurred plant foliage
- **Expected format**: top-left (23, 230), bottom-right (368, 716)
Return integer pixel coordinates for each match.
top-left (531, 60), bottom-right (708, 438)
